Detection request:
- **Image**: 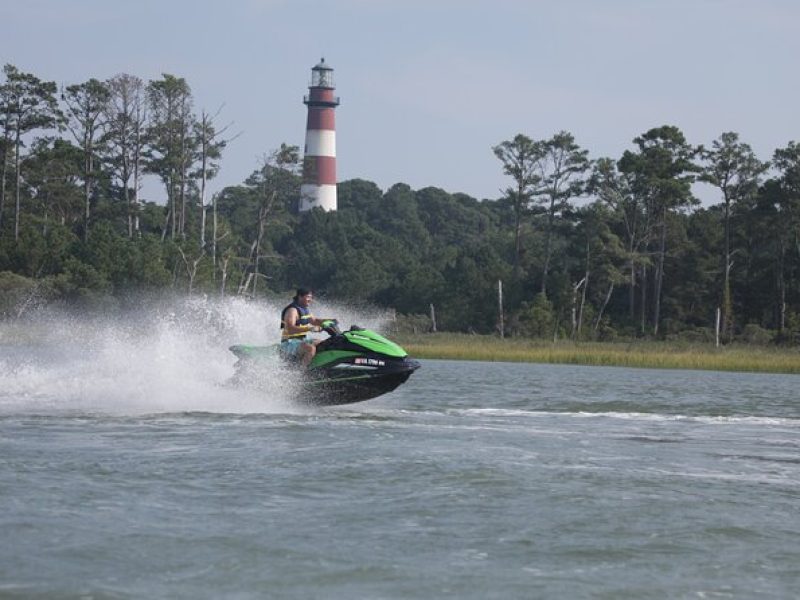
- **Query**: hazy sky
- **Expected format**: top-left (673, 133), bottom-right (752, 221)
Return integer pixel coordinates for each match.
top-left (2, 0), bottom-right (798, 203)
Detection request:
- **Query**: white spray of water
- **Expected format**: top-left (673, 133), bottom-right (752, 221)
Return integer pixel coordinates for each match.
top-left (0, 295), bottom-right (392, 416)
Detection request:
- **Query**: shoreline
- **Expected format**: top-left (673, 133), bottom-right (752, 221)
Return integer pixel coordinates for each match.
top-left (396, 333), bottom-right (800, 375)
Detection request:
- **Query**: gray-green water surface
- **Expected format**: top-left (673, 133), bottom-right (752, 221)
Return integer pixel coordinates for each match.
top-left (2, 357), bottom-right (799, 599)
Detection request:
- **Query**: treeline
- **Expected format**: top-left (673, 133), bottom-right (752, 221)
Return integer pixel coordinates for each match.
top-left (1, 64), bottom-right (799, 345)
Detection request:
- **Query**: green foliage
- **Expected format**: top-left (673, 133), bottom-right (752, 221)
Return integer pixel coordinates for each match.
top-left (389, 313), bottom-right (433, 335)
top-left (0, 271), bottom-right (38, 316)
top-left (493, 133), bottom-right (542, 273)
top-left (514, 292), bottom-right (555, 338)
top-left (52, 257), bottom-right (115, 311)
top-left (738, 324), bottom-right (774, 346)
top-left (2, 64), bottom-right (800, 346)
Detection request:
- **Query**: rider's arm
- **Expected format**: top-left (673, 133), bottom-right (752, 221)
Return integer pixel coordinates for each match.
top-left (283, 308), bottom-right (319, 335)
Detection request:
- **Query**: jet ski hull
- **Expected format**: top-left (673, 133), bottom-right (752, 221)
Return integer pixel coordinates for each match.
top-left (229, 325), bottom-right (420, 405)
top-left (303, 357), bottom-right (421, 405)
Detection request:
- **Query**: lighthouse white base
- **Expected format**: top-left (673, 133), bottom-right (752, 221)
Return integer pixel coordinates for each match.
top-left (299, 184), bottom-right (337, 212)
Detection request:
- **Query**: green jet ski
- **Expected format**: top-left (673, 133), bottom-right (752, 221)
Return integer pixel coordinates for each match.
top-left (229, 321), bottom-right (421, 405)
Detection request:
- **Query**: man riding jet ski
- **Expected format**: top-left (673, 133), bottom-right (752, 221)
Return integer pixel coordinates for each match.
top-left (229, 289), bottom-right (421, 405)
top-left (279, 287), bottom-right (328, 367)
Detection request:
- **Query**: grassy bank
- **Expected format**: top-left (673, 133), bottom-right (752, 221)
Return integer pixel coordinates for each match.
top-left (395, 333), bottom-right (800, 375)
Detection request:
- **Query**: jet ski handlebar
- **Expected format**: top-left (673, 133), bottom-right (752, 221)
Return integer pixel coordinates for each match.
top-left (320, 320), bottom-right (367, 337)
top-left (321, 319), bottom-right (342, 336)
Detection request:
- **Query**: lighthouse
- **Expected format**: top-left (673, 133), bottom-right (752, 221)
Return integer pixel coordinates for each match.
top-left (300, 58), bottom-right (340, 212)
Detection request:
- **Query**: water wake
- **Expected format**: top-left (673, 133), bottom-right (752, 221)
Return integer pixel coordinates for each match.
top-left (0, 295), bottom-right (391, 416)
top-left (461, 408), bottom-right (800, 427)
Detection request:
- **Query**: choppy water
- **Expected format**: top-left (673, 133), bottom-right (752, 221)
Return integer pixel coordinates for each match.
top-left (1, 301), bottom-right (799, 598)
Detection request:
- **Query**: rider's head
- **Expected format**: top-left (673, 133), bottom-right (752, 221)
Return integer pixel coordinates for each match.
top-left (294, 287), bottom-right (313, 306)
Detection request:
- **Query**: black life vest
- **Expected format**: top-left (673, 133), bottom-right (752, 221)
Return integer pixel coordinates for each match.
top-left (280, 301), bottom-right (314, 340)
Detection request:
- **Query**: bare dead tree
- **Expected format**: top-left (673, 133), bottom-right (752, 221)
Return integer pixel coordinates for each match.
top-left (219, 252), bottom-right (232, 297)
top-left (194, 106), bottom-right (239, 250)
top-left (177, 246), bottom-right (205, 295)
top-left (593, 282), bottom-right (615, 332)
top-left (237, 191), bottom-right (276, 296)
top-left (570, 277), bottom-right (586, 340)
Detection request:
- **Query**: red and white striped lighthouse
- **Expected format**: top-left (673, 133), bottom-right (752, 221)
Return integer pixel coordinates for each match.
top-left (300, 58), bottom-right (340, 212)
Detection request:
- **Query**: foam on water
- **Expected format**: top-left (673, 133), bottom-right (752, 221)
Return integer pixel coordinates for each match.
top-left (461, 407), bottom-right (800, 427)
top-left (0, 295), bottom-right (392, 416)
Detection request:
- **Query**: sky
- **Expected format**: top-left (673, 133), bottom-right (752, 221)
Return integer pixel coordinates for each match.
top-left (2, 0), bottom-right (799, 204)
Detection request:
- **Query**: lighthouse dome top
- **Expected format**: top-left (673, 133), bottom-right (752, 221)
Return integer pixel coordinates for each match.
top-left (313, 57), bottom-right (333, 71)
top-left (310, 58), bottom-right (335, 88)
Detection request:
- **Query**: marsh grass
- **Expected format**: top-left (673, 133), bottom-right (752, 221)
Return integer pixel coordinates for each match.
top-left (396, 333), bottom-right (800, 374)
